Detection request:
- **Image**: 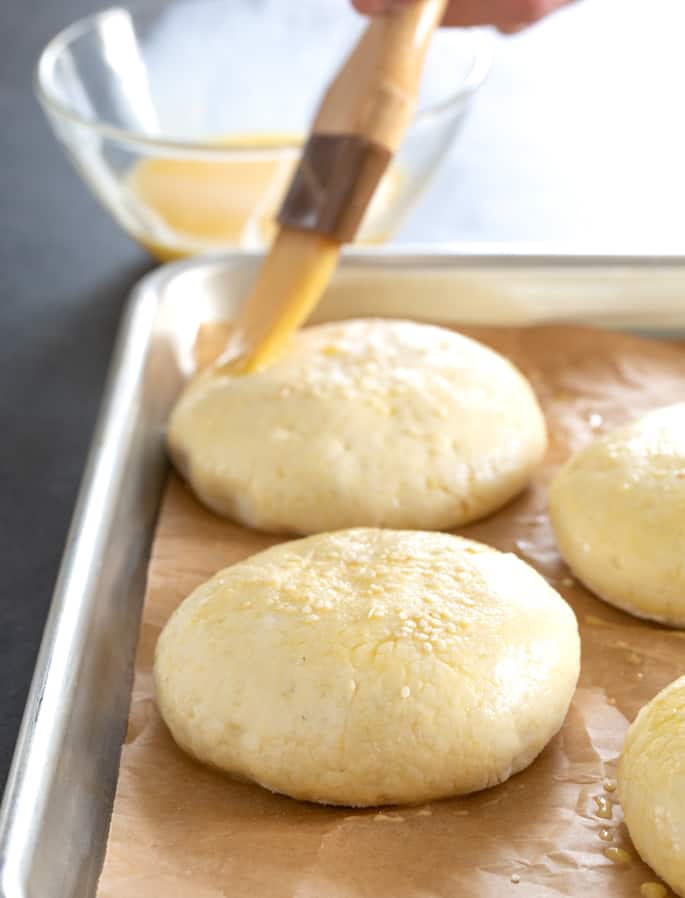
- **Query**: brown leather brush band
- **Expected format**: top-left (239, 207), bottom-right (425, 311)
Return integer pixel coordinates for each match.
top-left (277, 133), bottom-right (392, 243)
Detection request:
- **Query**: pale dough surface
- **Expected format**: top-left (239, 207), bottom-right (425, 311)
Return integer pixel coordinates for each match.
top-left (100, 324), bottom-right (685, 897)
top-left (619, 676), bottom-right (685, 897)
top-left (154, 527), bottom-right (580, 807)
top-left (168, 318), bottom-right (547, 534)
top-left (549, 403), bottom-right (685, 626)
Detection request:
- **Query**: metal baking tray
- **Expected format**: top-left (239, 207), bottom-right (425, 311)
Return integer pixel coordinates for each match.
top-left (3, 248), bottom-right (685, 898)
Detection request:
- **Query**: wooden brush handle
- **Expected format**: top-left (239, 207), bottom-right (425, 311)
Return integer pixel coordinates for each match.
top-left (315, 0), bottom-right (449, 152)
top-left (278, 0), bottom-right (448, 242)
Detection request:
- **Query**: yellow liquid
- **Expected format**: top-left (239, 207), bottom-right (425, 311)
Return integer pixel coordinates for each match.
top-left (127, 133), bottom-right (402, 260)
top-left (604, 847), bottom-right (631, 865)
top-left (593, 795), bottom-right (614, 820)
top-left (641, 884), bottom-right (668, 898)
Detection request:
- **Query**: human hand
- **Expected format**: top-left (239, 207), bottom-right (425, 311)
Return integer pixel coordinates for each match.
top-left (352, 0), bottom-right (572, 31)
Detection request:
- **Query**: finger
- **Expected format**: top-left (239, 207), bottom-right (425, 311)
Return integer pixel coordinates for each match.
top-left (354, 0), bottom-right (573, 28)
top-left (442, 0), bottom-right (571, 27)
top-left (350, 0), bottom-right (388, 14)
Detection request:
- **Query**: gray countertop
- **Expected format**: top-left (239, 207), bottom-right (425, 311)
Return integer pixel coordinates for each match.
top-left (1, 0), bottom-right (684, 791)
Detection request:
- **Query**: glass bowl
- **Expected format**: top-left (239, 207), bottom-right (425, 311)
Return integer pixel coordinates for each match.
top-left (36, 0), bottom-right (493, 260)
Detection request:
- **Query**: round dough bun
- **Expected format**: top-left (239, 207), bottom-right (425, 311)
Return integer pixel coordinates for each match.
top-left (154, 528), bottom-right (580, 806)
top-left (619, 676), bottom-right (685, 897)
top-left (549, 403), bottom-right (685, 626)
top-left (168, 318), bottom-right (547, 535)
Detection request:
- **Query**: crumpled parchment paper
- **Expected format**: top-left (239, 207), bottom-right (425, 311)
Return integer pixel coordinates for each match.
top-left (97, 324), bottom-right (685, 898)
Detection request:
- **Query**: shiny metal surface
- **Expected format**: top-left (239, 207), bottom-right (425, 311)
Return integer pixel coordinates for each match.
top-left (2, 248), bottom-right (685, 898)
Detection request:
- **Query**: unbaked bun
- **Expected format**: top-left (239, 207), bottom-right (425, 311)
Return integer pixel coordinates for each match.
top-left (168, 318), bottom-right (547, 534)
top-left (619, 676), bottom-right (685, 897)
top-left (154, 528), bottom-right (580, 806)
top-left (549, 403), bottom-right (685, 626)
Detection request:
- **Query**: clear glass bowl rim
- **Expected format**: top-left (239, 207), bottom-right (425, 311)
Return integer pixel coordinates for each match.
top-left (34, 0), bottom-right (494, 156)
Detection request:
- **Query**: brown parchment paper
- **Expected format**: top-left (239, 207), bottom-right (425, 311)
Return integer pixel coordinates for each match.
top-left (98, 324), bottom-right (685, 898)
